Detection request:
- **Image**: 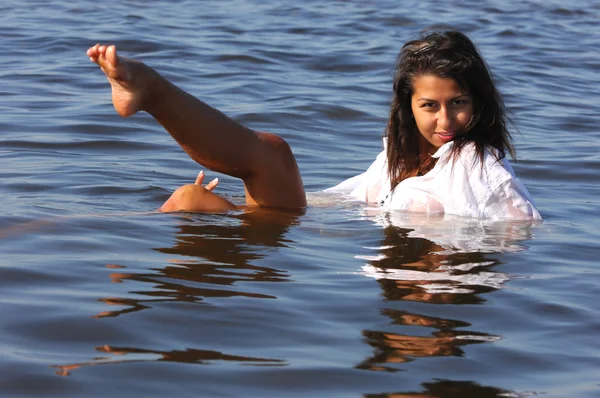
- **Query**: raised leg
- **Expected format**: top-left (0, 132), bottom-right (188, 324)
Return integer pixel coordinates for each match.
top-left (87, 44), bottom-right (306, 209)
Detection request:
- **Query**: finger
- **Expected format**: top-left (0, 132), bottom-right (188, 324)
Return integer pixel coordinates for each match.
top-left (205, 178), bottom-right (219, 191)
top-left (195, 170), bottom-right (205, 185)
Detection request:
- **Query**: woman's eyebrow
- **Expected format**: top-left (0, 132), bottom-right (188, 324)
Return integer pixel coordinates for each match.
top-left (415, 93), bottom-right (471, 101)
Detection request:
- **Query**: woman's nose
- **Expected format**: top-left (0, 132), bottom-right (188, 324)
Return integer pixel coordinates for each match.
top-left (437, 107), bottom-right (454, 130)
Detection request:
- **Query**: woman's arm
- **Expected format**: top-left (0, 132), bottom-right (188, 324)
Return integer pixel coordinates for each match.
top-left (484, 179), bottom-right (542, 220)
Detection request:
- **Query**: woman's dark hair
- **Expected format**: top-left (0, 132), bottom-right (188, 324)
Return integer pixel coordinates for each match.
top-left (385, 28), bottom-right (515, 189)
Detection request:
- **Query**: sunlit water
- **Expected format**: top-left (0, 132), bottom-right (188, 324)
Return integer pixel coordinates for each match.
top-left (1, 0), bottom-right (599, 397)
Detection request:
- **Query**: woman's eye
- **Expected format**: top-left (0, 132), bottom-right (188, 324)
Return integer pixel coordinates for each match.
top-left (453, 99), bottom-right (468, 105)
top-left (421, 102), bottom-right (435, 108)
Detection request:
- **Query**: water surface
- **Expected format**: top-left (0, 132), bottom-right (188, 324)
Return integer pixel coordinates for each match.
top-left (1, 0), bottom-right (600, 397)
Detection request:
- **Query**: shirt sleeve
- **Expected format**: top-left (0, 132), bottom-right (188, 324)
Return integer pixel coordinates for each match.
top-left (483, 178), bottom-right (542, 220)
top-left (324, 150), bottom-right (388, 203)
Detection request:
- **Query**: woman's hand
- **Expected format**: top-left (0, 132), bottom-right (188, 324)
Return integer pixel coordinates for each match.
top-left (159, 171), bottom-right (238, 213)
top-left (194, 170), bottom-right (219, 191)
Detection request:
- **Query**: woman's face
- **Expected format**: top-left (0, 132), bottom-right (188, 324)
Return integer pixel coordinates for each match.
top-left (410, 74), bottom-right (474, 154)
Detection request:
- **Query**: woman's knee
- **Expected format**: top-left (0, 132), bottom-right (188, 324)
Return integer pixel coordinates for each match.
top-left (257, 132), bottom-right (297, 171)
top-left (159, 184), bottom-right (203, 212)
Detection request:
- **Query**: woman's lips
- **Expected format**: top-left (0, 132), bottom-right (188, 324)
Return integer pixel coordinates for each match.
top-left (435, 131), bottom-right (455, 142)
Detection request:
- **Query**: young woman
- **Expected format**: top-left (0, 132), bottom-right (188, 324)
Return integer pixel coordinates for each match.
top-left (326, 30), bottom-right (541, 220)
top-left (86, 28), bottom-right (540, 220)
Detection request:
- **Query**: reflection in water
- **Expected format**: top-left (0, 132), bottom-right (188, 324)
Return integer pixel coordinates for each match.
top-left (52, 200), bottom-right (539, 396)
top-left (356, 211), bottom-right (537, 382)
top-left (54, 208), bottom-right (300, 375)
top-left (362, 233), bottom-right (502, 304)
top-left (364, 379), bottom-right (511, 398)
top-left (96, 208), bottom-right (300, 318)
top-left (52, 344), bottom-right (285, 377)
top-left (357, 308), bottom-right (499, 372)
top-left (358, 220), bottom-right (519, 304)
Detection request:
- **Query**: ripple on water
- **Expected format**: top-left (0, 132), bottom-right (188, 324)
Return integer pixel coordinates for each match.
top-left (1, 0), bottom-right (600, 397)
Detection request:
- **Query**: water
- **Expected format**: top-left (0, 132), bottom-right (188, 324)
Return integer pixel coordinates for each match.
top-left (1, 0), bottom-right (599, 397)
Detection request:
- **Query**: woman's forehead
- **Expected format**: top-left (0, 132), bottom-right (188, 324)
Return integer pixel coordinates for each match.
top-left (411, 75), bottom-right (470, 98)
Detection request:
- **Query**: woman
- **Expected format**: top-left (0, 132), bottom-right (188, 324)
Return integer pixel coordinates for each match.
top-left (86, 28), bottom-right (540, 219)
top-left (326, 30), bottom-right (541, 219)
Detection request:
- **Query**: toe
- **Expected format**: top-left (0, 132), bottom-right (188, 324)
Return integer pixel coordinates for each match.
top-left (86, 44), bottom-right (100, 58)
top-left (106, 45), bottom-right (119, 66)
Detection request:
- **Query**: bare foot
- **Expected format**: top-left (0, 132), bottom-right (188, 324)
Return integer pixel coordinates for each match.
top-left (87, 44), bottom-right (156, 117)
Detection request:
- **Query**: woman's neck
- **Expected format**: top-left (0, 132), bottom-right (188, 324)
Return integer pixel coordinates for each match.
top-left (418, 137), bottom-right (437, 158)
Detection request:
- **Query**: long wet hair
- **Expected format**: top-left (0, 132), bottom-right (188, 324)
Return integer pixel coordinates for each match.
top-left (385, 28), bottom-right (515, 190)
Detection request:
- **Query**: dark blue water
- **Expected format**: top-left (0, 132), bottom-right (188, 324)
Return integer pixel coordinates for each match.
top-left (1, 1), bottom-right (599, 397)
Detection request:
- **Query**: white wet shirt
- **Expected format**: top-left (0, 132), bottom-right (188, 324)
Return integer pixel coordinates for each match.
top-left (326, 141), bottom-right (541, 220)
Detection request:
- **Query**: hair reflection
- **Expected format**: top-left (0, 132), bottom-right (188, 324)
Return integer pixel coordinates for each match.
top-left (364, 225), bottom-right (504, 305)
top-left (357, 307), bottom-right (498, 372)
top-left (356, 213), bottom-right (536, 374)
top-left (364, 379), bottom-right (511, 398)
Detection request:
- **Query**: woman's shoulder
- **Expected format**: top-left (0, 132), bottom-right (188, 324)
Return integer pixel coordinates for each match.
top-left (440, 142), bottom-right (512, 172)
top-left (434, 142), bottom-right (515, 194)
top-left (324, 147), bottom-right (388, 200)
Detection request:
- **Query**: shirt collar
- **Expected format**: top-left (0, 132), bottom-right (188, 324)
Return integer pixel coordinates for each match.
top-left (382, 137), bottom-right (454, 158)
top-left (431, 141), bottom-right (454, 158)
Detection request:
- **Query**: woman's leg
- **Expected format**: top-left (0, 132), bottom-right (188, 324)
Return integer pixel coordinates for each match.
top-left (86, 44), bottom-right (306, 208)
